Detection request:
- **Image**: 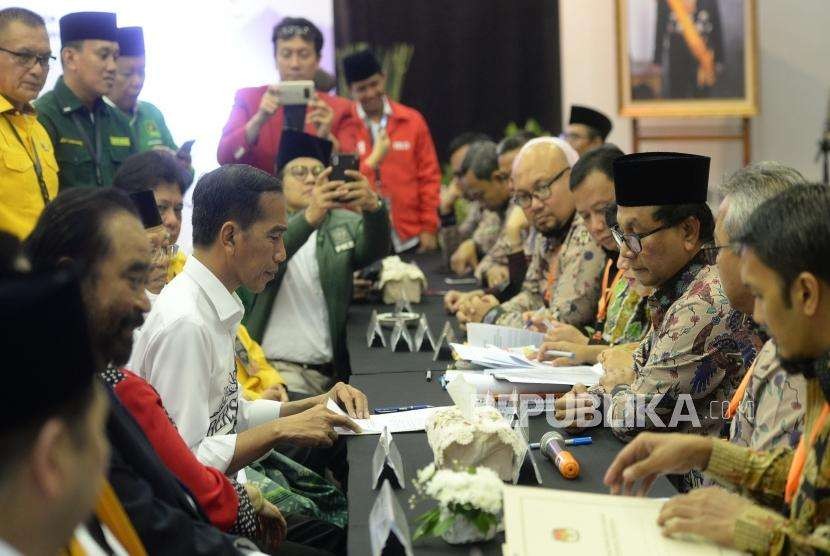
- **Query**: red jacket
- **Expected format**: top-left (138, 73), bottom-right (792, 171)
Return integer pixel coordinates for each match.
top-left (217, 85), bottom-right (352, 174)
top-left (339, 100), bottom-right (440, 241)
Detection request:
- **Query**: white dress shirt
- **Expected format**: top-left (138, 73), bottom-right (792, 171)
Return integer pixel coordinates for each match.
top-left (128, 256), bottom-right (281, 472)
top-left (262, 231), bottom-right (333, 364)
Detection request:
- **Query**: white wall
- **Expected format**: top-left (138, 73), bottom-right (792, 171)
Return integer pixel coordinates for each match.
top-left (559, 0), bottom-right (830, 189)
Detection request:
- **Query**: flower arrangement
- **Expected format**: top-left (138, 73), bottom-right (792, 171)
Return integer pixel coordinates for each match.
top-left (410, 463), bottom-right (504, 544)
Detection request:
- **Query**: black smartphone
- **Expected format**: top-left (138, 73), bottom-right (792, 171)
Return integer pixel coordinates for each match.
top-left (330, 153), bottom-right (359, 182)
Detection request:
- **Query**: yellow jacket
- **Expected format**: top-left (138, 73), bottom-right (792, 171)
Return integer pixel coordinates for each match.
top-left (0, 95), bottom-right (58, 240)
top-left (168, 251), bottom-right (284, 399)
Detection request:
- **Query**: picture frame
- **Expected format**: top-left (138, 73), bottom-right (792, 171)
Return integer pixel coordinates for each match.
top-left (616, 0), bottom-right (758, 117)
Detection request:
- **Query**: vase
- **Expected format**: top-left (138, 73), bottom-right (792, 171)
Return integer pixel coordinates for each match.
top-left (439, 511), bottom-right (499, 545)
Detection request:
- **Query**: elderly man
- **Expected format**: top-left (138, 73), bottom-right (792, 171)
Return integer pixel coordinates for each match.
top-left (457, 137), bottom-right (606, 330)
top-left (35, 11), bottom-right (136, 189)
top-left (596, 153), bottom-right (763, 446)
top-left (0, 7), bottom-right (58, 239)
top-left (715, 162), bottom-right (808, 453)
top-left (242, 130), bottom-right (390, 395)
top-left (605, 184), bottom-right (830, 554)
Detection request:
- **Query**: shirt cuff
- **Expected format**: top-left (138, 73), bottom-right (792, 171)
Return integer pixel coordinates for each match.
top-left (704, 439), bottom-right (750, 485)
top-left (732, 503), bottom-right (787, 553)
top-left (195, 434), bottom-right (237, 473)
top-left (244, 398), bottom-right (282, 428)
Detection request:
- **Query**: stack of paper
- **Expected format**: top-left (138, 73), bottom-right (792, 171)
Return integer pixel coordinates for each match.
top-left (449, 343), bottom-right (549, 368)
top-left (465, 323), bottom-right (545, 349)
top-left (327, 399), bottom-right (451, 435)
top-left (502, 486), bottom-right (746, 555)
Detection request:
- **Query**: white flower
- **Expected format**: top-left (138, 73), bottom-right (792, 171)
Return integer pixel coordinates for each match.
top-left (416, 466), bottom-right (504, 515)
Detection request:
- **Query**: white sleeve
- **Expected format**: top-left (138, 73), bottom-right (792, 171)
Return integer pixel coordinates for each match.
top-left (237, 396), bottom-right (281, 432)
top-left (132, 317), bottom-right (238, 472)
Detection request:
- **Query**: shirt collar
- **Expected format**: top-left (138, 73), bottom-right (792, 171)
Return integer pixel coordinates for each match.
top-left (356, 96), bottom-right (393, 122)
top-left (54, 76), bottom-right (104, 115)
top-left (183, 256), bottom-right (244, 331)
top-left (647, 250), bottom-right (708, 329)
top-left (0, 94), bottom-right (34, 115)
top-left (103, 95), bottom-right (137, 122)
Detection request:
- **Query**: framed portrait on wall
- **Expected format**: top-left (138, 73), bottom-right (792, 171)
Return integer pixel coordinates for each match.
top-left (616, 0), bottom-right (758, 117)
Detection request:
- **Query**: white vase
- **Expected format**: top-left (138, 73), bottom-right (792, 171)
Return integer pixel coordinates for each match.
top-left (439, 511), bottom-right (499, 545)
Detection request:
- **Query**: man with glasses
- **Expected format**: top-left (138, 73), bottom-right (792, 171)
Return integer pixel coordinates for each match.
top-left (0, 7), bottom-right (58, 240)
top-left (564, 105), bottom-right (612, 156)
top-left (598, 153), bottom-right (763, 450)
top-left (218, 17), bottom-right (352, 175)
top-left (457, 137), bottom-right (605, 330)
top-left (715, 162), bottom-right (808, 453)
top-left (241, 130), bottom-right (390, 395)
top-left (35, 11), bottom-right (136, 190)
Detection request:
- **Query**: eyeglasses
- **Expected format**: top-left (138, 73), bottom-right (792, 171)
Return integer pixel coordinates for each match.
top-left (288, 165), bottom-right (325, 179)
top-left (0, 46), bottom-right (55, 69)
top-left (512, 166), bottom-right (570, 208)
top-left (276, 25), bottom-right (311, 39)
top-left (701, 242), bottom-right (733, 264)
top-left (610, 224), bottom-right (672, 255)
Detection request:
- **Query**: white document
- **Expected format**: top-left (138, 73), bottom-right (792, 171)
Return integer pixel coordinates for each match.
top-left (450, 343), bottom-right (550, 369)
top-left (466, 323), bottom-right (545, 349)
top-left (444, 371), bottom-right (574, 394)
top-left (327, 399), bottom-right (450, 435)
top-left (502, 486), bottom-right (747, 556)
top-left (491, 363), bottom-right (604, 387)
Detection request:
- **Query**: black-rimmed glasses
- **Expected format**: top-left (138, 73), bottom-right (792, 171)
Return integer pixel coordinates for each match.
top-left (610, 224), bottom-right (672, 254)
top-left (512, 166), bottom-right (570, 208)
top-left (0, 46), bottom-right (54, 69)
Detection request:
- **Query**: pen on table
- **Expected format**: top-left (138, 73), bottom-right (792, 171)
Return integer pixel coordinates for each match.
top-left (529, 436), bottom-right (592, 449)
top-left (426, 369), bottom-right (432, 382)
top-left (374, 404), bottom-right (434, 414)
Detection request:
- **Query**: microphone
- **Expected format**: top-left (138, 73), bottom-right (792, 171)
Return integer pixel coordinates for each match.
top-left (540, 431), bottom-right (580, 480)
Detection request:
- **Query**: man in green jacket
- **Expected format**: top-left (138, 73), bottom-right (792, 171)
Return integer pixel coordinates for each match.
top-left (35, 12), bottom-right (136, 189)
top-left (241, 130), bottom-right (391, 394)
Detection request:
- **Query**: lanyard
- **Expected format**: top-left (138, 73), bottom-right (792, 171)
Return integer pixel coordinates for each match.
top-left (596, 259), bottom-right (624, 324)
top-left (69, 110), bottom-right (103, 186)
top-left (2, 113), bottom-right (50, 205)
top-left (785, 402), bottom-right (830, 505)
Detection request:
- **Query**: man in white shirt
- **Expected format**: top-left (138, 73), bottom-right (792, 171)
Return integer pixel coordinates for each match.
top-left (130, 163), bottom-right (368, 475)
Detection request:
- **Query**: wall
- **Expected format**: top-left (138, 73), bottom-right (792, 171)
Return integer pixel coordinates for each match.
top-left (559, 0), bottom-right (830, 190)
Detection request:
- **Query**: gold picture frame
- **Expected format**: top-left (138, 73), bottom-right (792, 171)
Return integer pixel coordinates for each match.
top-left (616, 0), bottom-right (758, 117)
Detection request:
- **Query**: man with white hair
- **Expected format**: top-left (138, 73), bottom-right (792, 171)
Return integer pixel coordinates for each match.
top-left (717, 162), bottom-right (808, 453)
top-left (457, 137), bottom-right (605, 329)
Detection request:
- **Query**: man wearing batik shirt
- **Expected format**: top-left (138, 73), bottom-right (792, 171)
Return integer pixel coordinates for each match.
top-left (600, 153), bottom-right (763, 441)
top-left (713, 162), bottom-right (808, 453)
top-left (456, 137), bottom-right (605, 330)
top-left (604, 184), bottom-right (830, 555)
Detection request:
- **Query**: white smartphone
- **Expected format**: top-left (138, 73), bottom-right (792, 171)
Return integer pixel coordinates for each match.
top-left (279, 80), bottom-right (314, 105)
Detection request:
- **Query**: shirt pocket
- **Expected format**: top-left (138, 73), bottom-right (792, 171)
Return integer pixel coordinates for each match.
top-left (1, 149), bottom-right (33, 173)
top-left (54, 141), bottom-right (95, 186)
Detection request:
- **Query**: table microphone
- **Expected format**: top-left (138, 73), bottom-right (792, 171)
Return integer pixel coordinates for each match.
top-left (540, 431), bottom-right (580, 479)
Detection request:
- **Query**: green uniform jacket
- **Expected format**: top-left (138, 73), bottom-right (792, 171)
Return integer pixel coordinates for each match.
top-left (240, 205), bottom-right (391, 380)
top-left (127, 100), bottom-right (177, 152)
top-left (35, 77), bottom-right (136, 190)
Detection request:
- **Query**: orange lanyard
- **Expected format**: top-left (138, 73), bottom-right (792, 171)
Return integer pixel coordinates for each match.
top-left (543, 256), bottom-right (561, 304)
top-left (785, 402), bottom-right (830, 505)
top-left (596, 260), bottom-right (623, 324)
top-left (725, 357), bottom-right (758, 419)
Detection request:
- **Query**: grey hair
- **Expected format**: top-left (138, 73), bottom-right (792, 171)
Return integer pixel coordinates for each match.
top-left (720, 161), bottom-right (806, 240)
top-left (0, 7), bottom-right (45, 35)
top-left (460, 140), bottom-right (498, 180)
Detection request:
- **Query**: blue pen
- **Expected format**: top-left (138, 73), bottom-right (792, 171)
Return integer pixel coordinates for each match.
top-left (374, 404), bottom-right (433, 414)
top-left (565, 437), bottom-right (592, 446)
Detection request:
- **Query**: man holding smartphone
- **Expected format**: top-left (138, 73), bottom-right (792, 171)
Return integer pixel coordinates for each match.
top-left (339, 49), bottom-right (441, 253)
top-left (218, 17), bottom-right (352, 175)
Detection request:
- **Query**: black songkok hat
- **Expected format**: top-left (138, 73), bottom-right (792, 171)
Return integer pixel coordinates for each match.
top-left (569, 105), bottom-right (613, 140)
top-left (60, 12), bottom-right (118, 46)
top-left (0, 269), bottom-right (97, 429)
top-left (342, 49), bottom-right (382, 85)
top-left (613, 152), bottom-right (710, 207)
top-left (116, 26), bottom-right (145, 57)
top-left (129, 190), bottom-right (163, 229)
top-left (276, 130), bottom-right (333, 172)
